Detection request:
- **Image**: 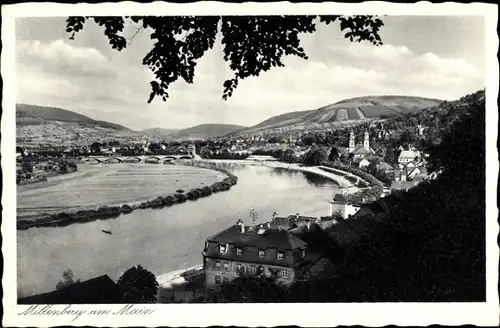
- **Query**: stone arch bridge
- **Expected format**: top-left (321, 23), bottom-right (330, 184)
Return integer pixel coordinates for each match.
top-left (80, 155), bottom-right (196, 165)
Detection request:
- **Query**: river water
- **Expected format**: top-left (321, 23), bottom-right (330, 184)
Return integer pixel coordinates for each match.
top-left (17, 162), bottom-right (340, 297)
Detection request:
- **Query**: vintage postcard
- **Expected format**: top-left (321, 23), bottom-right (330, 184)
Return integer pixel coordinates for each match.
top-left (2, 1), bottom-right (499, 327)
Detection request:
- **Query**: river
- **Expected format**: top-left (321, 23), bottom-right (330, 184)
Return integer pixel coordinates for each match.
top-left (17, 162), bottom-right (341, 298)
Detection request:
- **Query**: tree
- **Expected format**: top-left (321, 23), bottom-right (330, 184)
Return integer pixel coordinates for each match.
top-left (56, 269), bottom-right (81, 289)
top-left (211, 272), bottom-right (286, 303)
top-left (117, 265), bottom-right (159, 303)
top-left (301, 135), bottom-right (317, 146)
top-left (328, 146), bottom-right (339, 161)
top-left (66, 15), bottom-right (383, 103)
top-left (303, 146), bottom-right (327, 166)
top-left (90, 142), bottom-right (101, 153)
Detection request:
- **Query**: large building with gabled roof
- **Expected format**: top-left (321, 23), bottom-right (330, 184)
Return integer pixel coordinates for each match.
top-left (201, 219), bottom-right (327, 289)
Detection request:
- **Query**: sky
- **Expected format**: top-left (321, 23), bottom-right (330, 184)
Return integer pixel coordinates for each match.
top-left (16, 16), bottom-right (486, 130)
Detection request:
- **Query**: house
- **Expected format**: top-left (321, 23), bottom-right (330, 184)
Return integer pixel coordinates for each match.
top-left (376, 162), bottom-right (394, 175)
top-left (398, 150), bottom-right (421, 164)
top-left (202, 220), bottom-right (326, 289)
top-left (358, 158), bottom-right (371, 169)
top-left (328, 193), bottom-right (361, 219)
top-left (407, 167), bottom-right (421, 180)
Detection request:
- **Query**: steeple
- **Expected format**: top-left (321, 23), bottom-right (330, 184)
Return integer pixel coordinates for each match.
top-left (363, 130), bottom-right (370, 150)
top-left (348, 130), bottom-right (355, 153)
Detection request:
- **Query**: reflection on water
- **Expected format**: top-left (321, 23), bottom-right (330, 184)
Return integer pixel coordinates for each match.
top-left (17, 163), bottom-right (339, 297)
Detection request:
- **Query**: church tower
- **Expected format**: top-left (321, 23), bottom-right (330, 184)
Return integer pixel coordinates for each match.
top-left (348, 131), bottom-right (355, 153)
top-left (363, 130), bottom-right (370, 150)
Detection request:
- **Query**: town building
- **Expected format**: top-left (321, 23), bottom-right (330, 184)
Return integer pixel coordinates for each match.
top-left (348, 130), bottom-right (375, 159)
top-left (328, 193), bottom-right (361, 219)
top-left (187, 144), bottom-right (196, 157)
top-left (202, 219), bottom-right (326, 289)
top-left (398, 150), bottom-right (421, 164)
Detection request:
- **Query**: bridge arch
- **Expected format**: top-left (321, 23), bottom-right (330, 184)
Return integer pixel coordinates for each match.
top-left (82, 157), bottom-right (101, 164)
top-left (121, 157), bottom-right (142, 163)
top-left (102, 157), bottom-right (122, 164)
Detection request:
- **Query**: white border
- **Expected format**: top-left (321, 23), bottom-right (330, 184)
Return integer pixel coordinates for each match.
top-left (2, 2), bottom-right (499, 327)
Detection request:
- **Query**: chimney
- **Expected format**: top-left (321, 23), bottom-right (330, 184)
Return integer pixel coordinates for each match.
top-left (306, 219), bottom-right (311, 230)
top-left (266, 222), bottom-right (271, 228)
top-left (296, 213), bottom-right (300, 219)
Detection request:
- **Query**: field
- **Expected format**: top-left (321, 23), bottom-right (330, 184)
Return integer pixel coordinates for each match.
top-left (17, 163), bottom-right (227, 218)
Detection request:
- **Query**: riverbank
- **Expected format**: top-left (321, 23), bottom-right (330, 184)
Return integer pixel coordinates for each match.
top-left (17, 163), bottom-right (238, 230)
top-left (201, 159), bottom-right (361, 193)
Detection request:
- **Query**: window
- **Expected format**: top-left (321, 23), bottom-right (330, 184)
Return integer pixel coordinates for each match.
top-left (223, 261), bottom-right (230, 271)
top-left (277, 252), bottom-right (284, 260)
top-left (300, 249), bottom-right (306, 258)
top-left (236, 246), bottom-right (243, 256)
top-left (214, 261), bottom-right (221, 269)
top-left (215, 275), bottom-right (221, 285)
top-left (249, 265), bottom-right (256, 274)
top-left (204, 242), bottom-right (209, 251)
top-left (258, 249), bottom-right (265, 258)
top-left (219, 243), bottom-right (228, 254)
top-left (236, 263), bottom-right (242, 272)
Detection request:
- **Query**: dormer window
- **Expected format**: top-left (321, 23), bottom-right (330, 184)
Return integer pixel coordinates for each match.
top-left (258, 249), bottom-right (265, 258)
top-left (277, 252), bottom-right (284, 260)
top-left (204, 242), bottom-right (209, 251)
top-left (236, 246), bottom-right (243, 256)
top-left (219, 243), bottom-right (228, 254)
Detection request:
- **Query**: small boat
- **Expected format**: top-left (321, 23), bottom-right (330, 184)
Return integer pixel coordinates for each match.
top-left (101, 229), bottom-right (112, 235)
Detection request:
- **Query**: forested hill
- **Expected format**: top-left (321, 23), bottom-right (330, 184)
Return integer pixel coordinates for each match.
top-left (202, 89), bottom-right (486, 302)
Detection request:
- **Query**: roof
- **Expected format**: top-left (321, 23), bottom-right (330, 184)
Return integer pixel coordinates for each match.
top-left (351, 146), bottom-right (371, 155)
top-left (18, 275), bottom-right (122, 304)
top-left (399, 150), bottom-right (421, 159)
top-left (377, 162), bottom-right (394, 171)
top-left (269, 215), bottom-right (319, 230)
top-left (320, 218), bottom-right (361, 248)
top-left (204, 225), bottom-right (314, 267)
top-left (206, 224), bottom-right (307, 251)
top-left (331, 193), bottom-right (348, 204)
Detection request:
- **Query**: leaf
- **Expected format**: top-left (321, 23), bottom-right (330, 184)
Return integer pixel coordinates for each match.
top-left (67, 15), bottom-right (384, 103)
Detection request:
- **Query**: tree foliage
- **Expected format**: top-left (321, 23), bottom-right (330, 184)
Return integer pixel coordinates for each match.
top-left (117, 265), bottom-right (159, 303)
top-left (56, 269), bottom-right (81, 289)
top-left (302, 146), bottom-right (328, 166)
top-left (66, 15), bottom-right (383, 103)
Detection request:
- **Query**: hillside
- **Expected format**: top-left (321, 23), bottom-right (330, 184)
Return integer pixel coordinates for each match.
top-left (238, 95), bottom-right (443, 134)
top-left (171, 124), bottom-right (246, 140)
top-left (140, 128), bottom-right (180, 140)
top-left (16, 104), bottom-right (147, 147)
top-left (16, 104), bottom-right (131, 130)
